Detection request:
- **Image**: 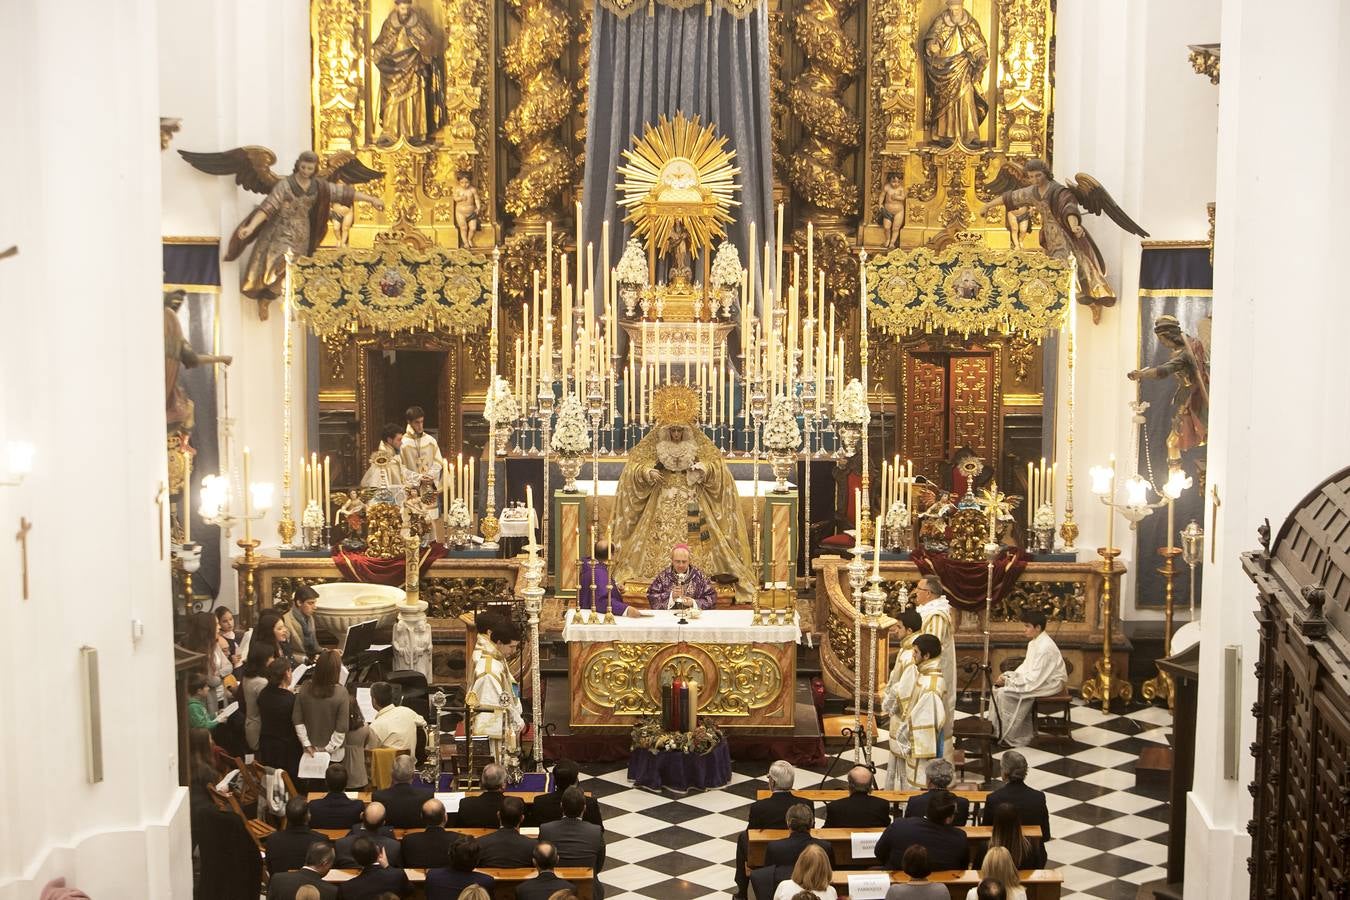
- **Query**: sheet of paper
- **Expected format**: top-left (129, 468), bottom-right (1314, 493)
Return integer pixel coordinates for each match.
top-left (356, 687), bottom-right (377, 723)
top-left (217, 701), bottom-right (240, 720)
top-left (850, 830), bottom-right (881, 859)
top-left (845, 873), bottom-right (891, 900)
top-left (434, 792), bottom-right (465, 813)
top-left (291, 663), bottom-right (310, 685)
top-left (215, 770), bottom-right (238, 793)
top-left (368, 643), bottom-right (392, 652)
top-left (339, 664), bottom-right (349, 686)
top-left (297, 751), bottom-right (331, 779)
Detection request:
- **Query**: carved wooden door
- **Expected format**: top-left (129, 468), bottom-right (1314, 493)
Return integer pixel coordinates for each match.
top-left (901, 344), bottom-right (1001, 485)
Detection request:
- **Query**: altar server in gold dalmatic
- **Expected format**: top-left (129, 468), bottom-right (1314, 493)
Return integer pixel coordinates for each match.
top-left (914, 576), bottom-right (957, 758)
top-left (881, 609), bottom-right (924, 789)
top-left (469, 616), bottom-right (524, 763)
top-left (891, 633), bottom-right (949, 789)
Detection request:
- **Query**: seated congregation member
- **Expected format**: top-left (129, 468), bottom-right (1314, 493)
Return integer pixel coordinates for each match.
top-left (367, 681), bottom-right (426, 751)
top-left (773, 844), bottom-right (837, 900)
top-left (532, 759), bottom-right (603, 827)
top-left (903, 759), bottom-right (969, 826)
top-left (882, 846), bottom-right (948, 900)
top-left (964, 847), bottom-right (1025, 900)
top-left (259, 658), bottom-right (304, 776)
top-left (981, 752), bottom-right (1051, 841)
top-left (373, 755), bottom-right (433, 827)
top-left (515, 842), bottom-right (576, 900)
top-left (242, 640), bottom-right (274, 753)
top-left (988, 612), bottom-right (1066, 747)
top-left (823, 765), bottom-right (890, 828)
top-left (646, 543), bottom-right (717, 610)
top-left (456, 762), bottom-right (509, 827)
top-left (336, 836), bottom-right (411, 900)
top-left (477, 796), bottom-right (538, 868)
top-left (284, 584), bottom-right (323, 661)
top-left (873, 790), bottom-right (968, 872)
top-left (974, 879), bottom-right (1007, 900)
top-left (294, 650), bottom-right (350, 784)
top-left (263, 797), bottom-right (331, 876)
top-left (578, 541), bottom-right (639, 617)
top-left (336, 802), bottom-right (402, 868)
top-left (735, 760), bottom-right (813, 898)
top-left (424, 838), bottom-right (496, 900)
top-left (539, 786), bottom-right (605, 899)
top-left (308, 763), bottom-right (364, 829)
top-left (400, 799), bottom-right (462, 868)
top-left (972, 803), bottom-right (1046, 871)
top-left (266, 841), bottom-right (338, 900)
top-left (765, 803), bottom-right (834, 868)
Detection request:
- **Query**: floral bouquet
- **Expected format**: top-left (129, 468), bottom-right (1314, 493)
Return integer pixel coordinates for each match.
top-left (710, 241), bottom-right (742, 289)
top-left (446, 497), bottom-right (471, 529)
top-left (834, 377), bottom-right (870, 426)
top-left (550, 395), bottom-right (591, 455)
top-left (483, 375), bottom-right (520, 426)
top-left (630, 717), bottom-right (725, 755)
top-left (762, 396), bottom-right (802, 453)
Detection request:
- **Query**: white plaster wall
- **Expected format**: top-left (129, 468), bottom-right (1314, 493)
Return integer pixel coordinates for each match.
top-left (1184, 0), bottom-right (1350, 896)
top-left (1052, 0), bottom-right (1219, 620)
top-left (159, 0), bottom-right (312, 611)
top-left (0, 0), bottom-right (190, 896)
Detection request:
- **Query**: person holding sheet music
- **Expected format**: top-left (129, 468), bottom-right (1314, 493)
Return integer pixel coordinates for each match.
top-left (293, 650), bottom-right (350, 787)
top-left (258, 659), bottom-right (304, 777)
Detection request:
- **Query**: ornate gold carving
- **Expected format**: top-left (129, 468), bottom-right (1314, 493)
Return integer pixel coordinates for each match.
top-left (826, 608), bottom-right (855, 670)
top-left (502, 0), bottom-right (573, 225)
top-left (768, 3), bottom-right (788, 181)
top-left (581, 642), bottom-right (785, 717)
top-left (1007, 334), bottom-right (1034, 383)
top-left (423, 576), bottom-right (514, 618)
top-left (787, 0), bottom-right (861, 221)
top-left (1188, 43), bottom-right (1220, 85)
top-left (997, 0), bottom-right (1052, 156)
top-left (650, 385), bottom-right (701, 426)
top-left (583, 643), bottom-right (663, 714)
top-left (992, 580), bottom-right (1086, 624)
top-left (572, 0), bottom-right (593, 172)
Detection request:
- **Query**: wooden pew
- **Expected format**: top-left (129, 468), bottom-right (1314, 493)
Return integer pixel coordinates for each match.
top-left (745, 826), bottom-right (1042, 868)
top-left (306, 790), bottom-right (592, 804)
top-left (324, 866), bottom-right (595, 899)
top-left (830, 868), bottom-right (1063, 899)
top-left (314, 826), bottom-right (542, 842)
top-left (753, 787), bottom-right (990, 819)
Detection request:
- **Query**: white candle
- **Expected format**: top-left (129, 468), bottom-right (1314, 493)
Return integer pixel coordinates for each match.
top-left (243, 446), bottom-right (253, 543)
top-left (873, 516), bottom-right (882, 577)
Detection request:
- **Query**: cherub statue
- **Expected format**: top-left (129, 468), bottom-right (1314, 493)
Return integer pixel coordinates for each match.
top-left (178, 147), bottom-right (385, 318)
top-left (876, 171), bottom-right (906, 249)
top-left (452, 173), bottom-right (481, 248)
top-left (980, 158), bottom-right (1148, 323)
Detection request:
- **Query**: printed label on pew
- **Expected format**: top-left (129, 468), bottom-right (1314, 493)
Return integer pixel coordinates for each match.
top-left (846, 872), bottom-right (891, 900)
top-left (435, 792), bottom-right (465, 813)
top-left (850, 831), bottom-right (881, 859)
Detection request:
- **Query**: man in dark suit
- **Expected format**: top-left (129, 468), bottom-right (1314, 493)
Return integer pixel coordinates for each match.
top-left (476, 796), bottom-right (537, 868)
top-left (540, 786), bottom-right (606, 899)
top-left (308, 763), bottom-right (365, 829)
top-left (981, 750), bottom-right (1051, 840)
top-left (455, 762), bottom-right (508, 828)
top-left (531, 759), bottom-right (604, 827)
top-left (263, 797), bottom-right (332, 875)
top-left (873, 791), bottom-right (969, 871)
top-left (734, 760), bottom-right (813, 899)
top-left (514, 842), bottom-right (576, 900)
top-left (823, 766), bottom-right (892, 828)
top-left (401, 798), bottom-right (463, 868)
top-left (903, 758), bottom-right (970, 826)
top-left (335, 802), bottom-right (402, 868)
top-left (337, 836), bottom-right (412, 900)
top-left (373, 755), bottom-right (434, 828)
top-left (266, 841), bottom-right (338, 900)
top-left (425, 838), bottom-right (496, 900)
top-left (763, 803), bottom-right (834, 868)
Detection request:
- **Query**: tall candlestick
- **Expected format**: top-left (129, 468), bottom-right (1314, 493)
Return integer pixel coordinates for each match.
top-left (181, 449), bottom-right (192, 542)
top-left (323, 455), bottom-right (331, 524)
top-left (873, 517), bottom-right (882, 577)
top-left (1027, 461), bottom-right (1035, 532)
top-left (243, 447), bottom-right (253, 543)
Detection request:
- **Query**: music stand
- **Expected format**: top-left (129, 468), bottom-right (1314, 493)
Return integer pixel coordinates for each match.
top-left (341, 618), bottom-right (390, 682)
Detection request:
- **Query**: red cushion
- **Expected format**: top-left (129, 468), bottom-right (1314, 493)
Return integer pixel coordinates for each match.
top-left (820, 534), bottom-right (856, 549)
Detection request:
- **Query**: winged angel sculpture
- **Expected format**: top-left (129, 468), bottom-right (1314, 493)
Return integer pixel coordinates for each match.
top-left (178, 147), bottom-right (385, 318)
top-left (980, 158), bottom-right (1147, 322)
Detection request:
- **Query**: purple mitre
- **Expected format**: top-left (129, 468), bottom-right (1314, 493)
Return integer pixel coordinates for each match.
top-left (647, 565), bottom-right (717, 610)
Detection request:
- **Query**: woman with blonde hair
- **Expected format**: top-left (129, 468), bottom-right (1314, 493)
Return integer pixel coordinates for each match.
top-left (456, 887), bottom-right (493, 900)
top-left (773, 843), bottom-right (838, 900)
top-left (964, 846), bottom-right (1026, 900)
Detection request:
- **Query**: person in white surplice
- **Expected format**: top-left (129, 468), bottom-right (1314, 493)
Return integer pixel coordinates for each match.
top-left (881, 608), bottom-right (923, 790)
top-left (988, 610), bottom-right (1067, 747)
top-left (914, 576), bottom-right (957, 759)
top-left (889, 633), bottom-right (949, 789)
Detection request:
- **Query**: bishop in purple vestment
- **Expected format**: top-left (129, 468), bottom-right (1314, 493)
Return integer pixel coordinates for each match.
top-left (647, 544), bottom-right (718, 610)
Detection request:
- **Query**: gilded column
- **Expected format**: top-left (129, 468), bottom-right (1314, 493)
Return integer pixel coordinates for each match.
top-left (502, 0), bottom-right (574, 232)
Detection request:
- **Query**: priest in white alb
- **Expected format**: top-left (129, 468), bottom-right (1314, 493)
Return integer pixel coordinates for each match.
top-left (881, 608), bottom-right (923, 789)
top-left (989, 610), bottom-right (1067, 747)
top-left (914, 576), bottom-right (957, 758)
top-left (889, 633), bottom-right (949, 789)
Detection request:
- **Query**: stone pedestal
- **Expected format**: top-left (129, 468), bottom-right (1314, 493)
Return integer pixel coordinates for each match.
top-left (393, 600), bottom-right (432, 679)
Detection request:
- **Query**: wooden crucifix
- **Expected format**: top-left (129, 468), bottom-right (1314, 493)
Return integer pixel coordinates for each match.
top-left (15, 517), bottom-right (31, 600)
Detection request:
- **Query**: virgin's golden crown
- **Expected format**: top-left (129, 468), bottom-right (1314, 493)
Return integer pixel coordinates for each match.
top-left (651, 384), bottom-right (700, 425)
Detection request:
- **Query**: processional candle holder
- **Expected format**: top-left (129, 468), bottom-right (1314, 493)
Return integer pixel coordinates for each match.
top-left (846, 546), bottom-right (870, 761)
top-left (862, 573), bottom-right (887, 764)
top-left (175, 541), bottom-right (202, 615)
top-left (521, 555), bottom-right (546, 771)
top-left (236, 538), bottom-right (262, 627)
top-left (1142, 470), bottom-right (1192, 709)
top-left (537, 383), bottom-right (556, 574)
top-left (422, 689), bottom-right (448, 785)
top-left (1181, 519), bottom-right (1204, 620)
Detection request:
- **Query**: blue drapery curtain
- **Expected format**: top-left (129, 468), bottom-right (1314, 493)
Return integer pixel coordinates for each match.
top-left (1134, 246), bottom-right (1212, 611)
top-left (581, 1), bottom-right (774, 327)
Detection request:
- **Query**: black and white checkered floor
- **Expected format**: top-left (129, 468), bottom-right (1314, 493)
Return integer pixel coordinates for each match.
top-left (574, 700), bottom-right (1174, 900)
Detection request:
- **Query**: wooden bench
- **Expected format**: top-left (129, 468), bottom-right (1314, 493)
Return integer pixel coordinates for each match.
top-left (830, 867), bottom-right (1063, 899)
top-left (306, 790), bottom-right (590, 804)
top-left (324, 866), bottom-right (594, 899)
top-left (315, 826), bottom-right (543, 841)
top-left (753, 788), bottom-right (991, 819)
top-left (746, 825), bottom-right (1042, 868)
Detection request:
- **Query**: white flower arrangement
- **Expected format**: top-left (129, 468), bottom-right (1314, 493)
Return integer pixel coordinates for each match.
top-left (710, 242), bottom-right (742, 288)
top-left (885, 500), bottom-right (911, 531)
top-left (1034, 502), bottom-right (1056, 529)
top-left (834, 378), bottom-right (870, 426)
top-left (762, 396), bottom-right (802, 453)
top-left (550, 395), bottom-right (591, 455)
top-left (447, 497), bottom-right (471, 529)
top-left (614, 238), bottom-right (649, 286)
top-left (483, 375), bottom-right (520, 425)
top-left (301, 500), bottom-right (325, 529)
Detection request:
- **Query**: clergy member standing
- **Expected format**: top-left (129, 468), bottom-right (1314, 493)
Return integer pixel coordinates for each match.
top-left (891, 633), bottom-right (949, 789)
top-left (989, 611), bottom-right (1067, 747)
top-left (469, 617), bottom-right (525, 763)
top-left (361, 422), bottom-right (424, 503)
top-left (580, 541), bottom-right (639, 617)
top-left (881, 609), bottom-right (923, 789)
top-left (914, 576), bottom-right (957, 759)
top-left (399, 405), bottom-right (444, 489)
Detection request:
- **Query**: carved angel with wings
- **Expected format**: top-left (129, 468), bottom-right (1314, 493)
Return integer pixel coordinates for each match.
top-left (980, 158), bottom-right (1148, 322)
top-left (178, 147), bottom-right (384, 317)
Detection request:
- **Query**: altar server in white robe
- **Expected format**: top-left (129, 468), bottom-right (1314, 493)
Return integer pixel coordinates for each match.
top-left (891, 633), bottom-right (949, 789)
top-left (400, 406), bottom-right (444, 488)
top-left (989, 610), bottom-right (1067, 747)
top-left (881, 609), bottom-right (923, 789)
top-left (915, 576), bottom-right (957, 759)
top-left (469, 616), bottom-right (524, 763)
top-left (361, 422), bottom-right (423, 503)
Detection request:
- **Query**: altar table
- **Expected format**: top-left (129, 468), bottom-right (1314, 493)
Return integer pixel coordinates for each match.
top-left (564, 609), bottom-right (800, 731)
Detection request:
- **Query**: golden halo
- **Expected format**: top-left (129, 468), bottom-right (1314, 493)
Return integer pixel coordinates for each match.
top-left (651, 384), bottom-right (700, 426)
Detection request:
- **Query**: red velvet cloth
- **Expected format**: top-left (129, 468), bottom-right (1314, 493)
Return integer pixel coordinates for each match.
top-left (331, 542), bottom-right (447, 586)
top-left (910, 546), bottom-right (1029, 611)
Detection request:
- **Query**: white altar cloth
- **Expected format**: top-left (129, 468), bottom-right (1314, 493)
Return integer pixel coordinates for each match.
top-left (562, 608), bottom-right (801, 644)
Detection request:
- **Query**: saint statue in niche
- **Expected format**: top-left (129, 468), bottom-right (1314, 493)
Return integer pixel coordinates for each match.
top-left (452, 173), bottom-right (481, 248)
top-left (1128, 315), bottom-right (1210, 476)
top-left (164, 289), bottom-right (232, 434)
top-left (372, 0), bottom-right (445, 147)
top-left (876, 171), bottom-right (907, 249)
top-left (664, 220), bottom-right (695, 285)
top-left (922, 0), bottom-right (989, 147)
